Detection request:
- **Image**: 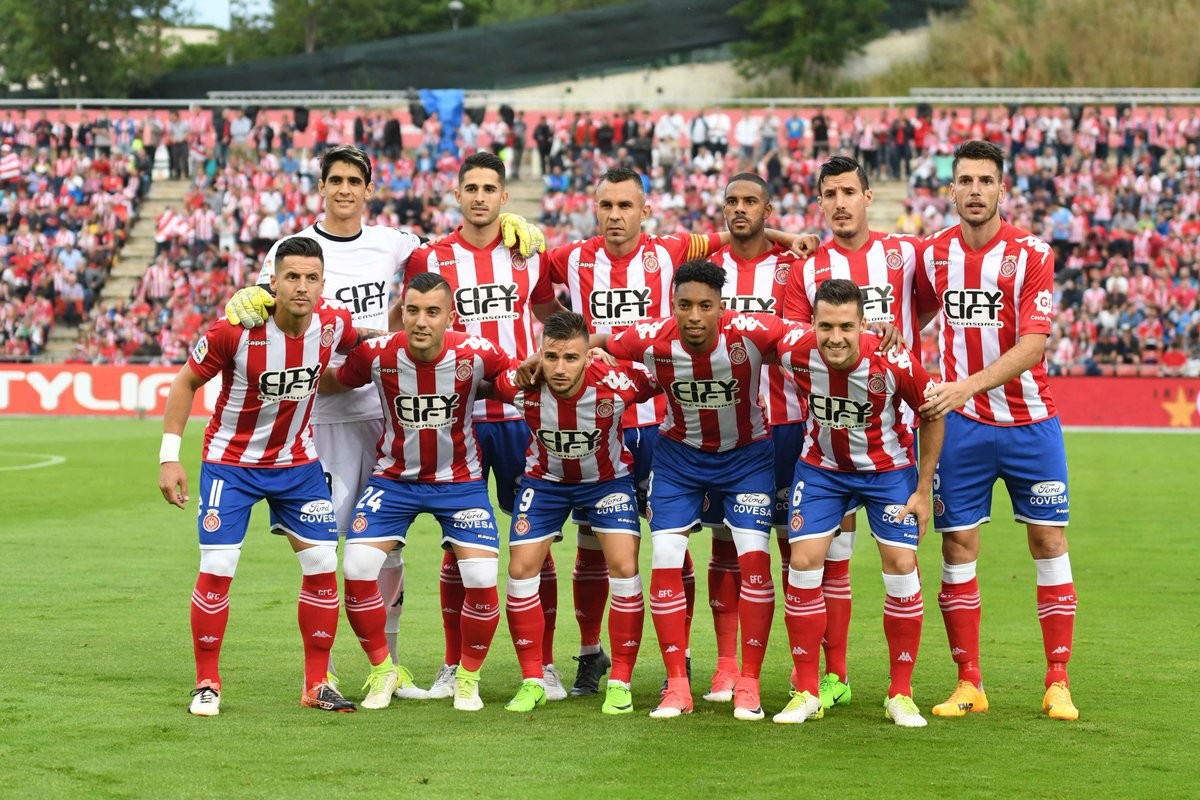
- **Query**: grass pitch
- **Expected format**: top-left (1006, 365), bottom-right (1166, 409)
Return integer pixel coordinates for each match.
top-left (0, 419), bottom-right (1197, 799)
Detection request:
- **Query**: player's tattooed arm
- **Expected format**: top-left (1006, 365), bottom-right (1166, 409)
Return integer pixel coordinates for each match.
top-left (354, 327), bottom-right (388, 346)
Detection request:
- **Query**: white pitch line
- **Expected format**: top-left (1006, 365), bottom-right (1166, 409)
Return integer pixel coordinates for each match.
top-left (0, 452), bottom-right (68, 471)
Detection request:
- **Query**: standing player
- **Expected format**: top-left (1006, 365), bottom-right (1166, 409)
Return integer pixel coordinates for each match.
top-left (321, 272), bottom-right (515, 712)
top-left (491, 311), bottom-right (659, 715)
top-left (159, 236), bottom-right (359, 716)
top-left (399, 152), bottom-right (567, 701)
top-left (918, 140), bottom-right (1080, 721)
top-left (701, 173), bottom-right (806, 702)
top-left (773, 278), bottom-right (943, 727)
top-left (597, 260), bottom-right (792, 720)
top-left (545, 167), bottom-right (815, 696)
top-left (224, 145), bottom-right (543, 700)
top-left (781, 155), bottom-right (934, 712)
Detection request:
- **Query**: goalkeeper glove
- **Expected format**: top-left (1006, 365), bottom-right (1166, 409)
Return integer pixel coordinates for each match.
top-left (499, 212), bottom-right (546, 257)
top-left (224, 285), bottom-right (275, 328)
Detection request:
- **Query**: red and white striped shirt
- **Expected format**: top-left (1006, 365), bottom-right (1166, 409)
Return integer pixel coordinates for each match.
top-left (493, 361), bottom-right (658, 483)
top-left (918, 220), bottom-right (1057, 425)
top-left (547, 231), bottom-right (721, 429)
top-left (714, 243), bottom-right (806, 425)
top-left (779, 329), bottom-right (934, 472)
top-left (607, 310), bottom-right (785, 453)
top-left (190, 300), bottom-right (356, 468)
top-left (336, 330), bottom-right (514, 483)
top-left (784, 231), bottom-right (931, 349)
top-left (406, 230), bottom-right (554, 423)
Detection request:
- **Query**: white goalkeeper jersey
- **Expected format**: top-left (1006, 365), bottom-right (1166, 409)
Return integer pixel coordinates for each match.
top-left (258, 222), bottom-right (421, 424)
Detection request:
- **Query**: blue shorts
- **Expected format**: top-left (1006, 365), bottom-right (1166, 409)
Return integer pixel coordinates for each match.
top-left (345, 477), bottom-right (501, 553)
top-left (572, 424), bottom-right (658, 525)
top-left (701, 422), bottom-right (804, 531)
top-left (512, 476), bottom-right (641, 545)
top-left (476, 419), bottom-right (532, 515)
top-left (196, 461), bottom-right (338, 548)
top-left (647, 436), bottom-right (774, 538)
top-left (788, 460), bottom-right (920, 549)
top-left (934, 413), bottom-right (1070, 532)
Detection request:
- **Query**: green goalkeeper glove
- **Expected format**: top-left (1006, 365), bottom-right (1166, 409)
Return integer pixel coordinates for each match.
top-left (499, 212), bottom-right (546, 257)
top-left (224, 285), bottom-right (275, 328)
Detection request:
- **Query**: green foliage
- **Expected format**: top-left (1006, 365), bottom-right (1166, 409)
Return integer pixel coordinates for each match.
top-left (859, 0), bottom-right (1200, 94)
top-left (1, 417), bottom-right (1199, 798)
top-left (0, 0), bottom-right (191, 97)
top-left (730, 0), bottom-right (888, 86)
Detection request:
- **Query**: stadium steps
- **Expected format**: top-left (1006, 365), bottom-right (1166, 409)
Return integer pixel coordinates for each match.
top-left (42, 178), bottom-right (191, 362)
top-left (868, 177), bottom-right (908, 234)
top-left (505, 175), bottom-right (544, 223)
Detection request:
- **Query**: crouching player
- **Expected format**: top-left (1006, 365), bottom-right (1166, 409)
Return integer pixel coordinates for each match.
top-left (159, 236), bottom-right (361, 716)
top-left (318, 272), bottom-right (515, 712)
top-left (772, 279), bottom-right (943, 727)
top-left (493, 311), bottom-right (659, 714)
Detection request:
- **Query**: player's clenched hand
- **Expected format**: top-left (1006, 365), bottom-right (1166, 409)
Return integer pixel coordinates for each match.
top-left (499, 212), bottom-right (546, 257)
top-left (224, 286), bottom-right (275, 328)
top-left (587, 347), bottom-right (616, 367)
top-left (789, 232), bottom-right (821, 259)
top-left (159, 462), bottom-right (189, 509)
top-left (515, 352), bottom-right (543, 389)
top-left (869, 322), bottom-right (904, 353)
top-left (919, 380), bottom-right (972, 421)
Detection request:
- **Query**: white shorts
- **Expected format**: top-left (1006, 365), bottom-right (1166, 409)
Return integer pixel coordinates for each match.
top-left (314, 419), bottom-right (384, 535)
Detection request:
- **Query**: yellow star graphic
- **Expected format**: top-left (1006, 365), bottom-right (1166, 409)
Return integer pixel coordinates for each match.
top-left (1161, 387), bottom-right (1196, 428)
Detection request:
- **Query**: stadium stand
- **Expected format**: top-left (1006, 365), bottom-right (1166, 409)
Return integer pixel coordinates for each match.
top-left (1, 103), bottom-right (1196, 377)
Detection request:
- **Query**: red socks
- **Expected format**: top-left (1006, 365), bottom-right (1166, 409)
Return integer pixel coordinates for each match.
top-left (650, 567), bottom-right (689, 679)
top-left (439, 551), bottom-right (464, 666)
top-left (298, 572), bottom-right (340, 689)
top-left (191, 572), bottom-right (232, 689)
top-left (708, 537), bottom-right (741, 669)
top-left (736, 550), bottom-right (774, 679)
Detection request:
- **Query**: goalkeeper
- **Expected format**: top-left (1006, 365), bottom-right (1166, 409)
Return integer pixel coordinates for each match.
top-left (223, 145), bottom-right (544, 702)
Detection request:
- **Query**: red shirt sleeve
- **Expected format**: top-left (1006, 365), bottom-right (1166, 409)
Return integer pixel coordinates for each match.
top-left (187, 319), bottom-right (240, 383)
top-left (782, 258), bottom-right (814, 322)
top-left (1018, 239), bottom-right (1055, 336)
top-left (545, 243), bottom-right (572, 285)
top-left (402, 244), bottom-right (433, 290)
top-left (607, 320), bottom-right (658, 362)
top-left (337, 336), bottom-right (387, 389)
top-left (529, 256), bottom-right (556, 305)
top-left (491, 368), bottom-right (520, 405)
top-left (882, 344), bottom-right (932, 411)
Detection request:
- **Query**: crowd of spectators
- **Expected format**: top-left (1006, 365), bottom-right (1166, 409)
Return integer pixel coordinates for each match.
top-left (2, 102), bottom-right (1198, 377)
top-left (0, 110), bottom-right (150, 358)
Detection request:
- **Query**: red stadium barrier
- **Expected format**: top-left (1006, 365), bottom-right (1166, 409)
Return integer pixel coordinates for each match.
top-left (1049, 377), bottom-right (1200, 429)
top-left (3, 366), bottom-right (1198, 428)
top-left (0, 364), bottom-right (216, 417)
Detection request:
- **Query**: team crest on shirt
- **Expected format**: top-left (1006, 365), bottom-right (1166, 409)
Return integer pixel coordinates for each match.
top-left (729, 342), bottom-right (748, 365)
top-left (510, 252), bottom-right (527, 271)
top-left (320, 323), bottom-right (336, 348)
top-left (351, 513), bottom-right (368, 533)
top-left (642, 254), bottom-right (660, 273)
top-left (455, 359), bottom-right (474, 382)
top-left (1000, 254), bottom-right (1018, 278)
top-left (596, 398), bottom-right (614, 418)
top-left (774, 266), bottom-right (790, 285)
top-left (191, 336), bottom-right (209, 364)
top-left (789, 512), bottom-right (804, 532)
top-left (202, 509), bottom-right (221, 532)
top-left (868, 372), bottom-right (887, 394)
top-left (514, 515), bottom-right (531, 535)
top-left (885, 249), bottom-right (903, 270)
